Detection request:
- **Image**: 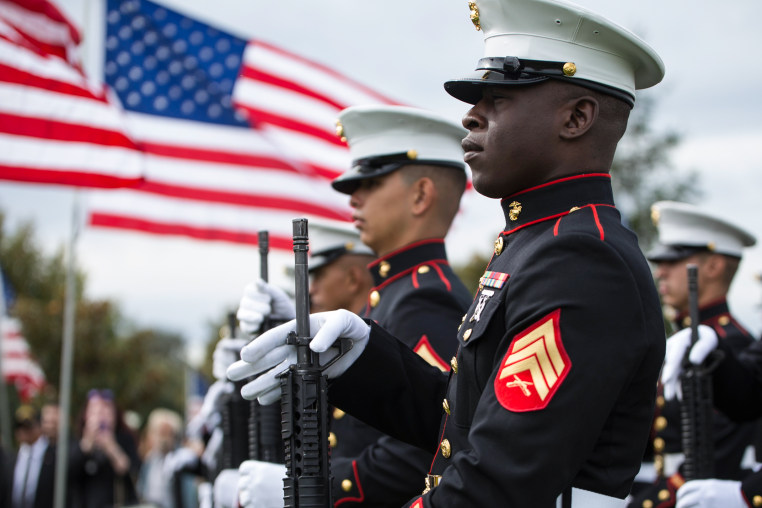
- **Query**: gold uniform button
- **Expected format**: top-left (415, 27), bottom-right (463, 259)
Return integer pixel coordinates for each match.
top-left (440, 439), bottom-right (451, 459)
top-left (654, 455), bottom-right (664, 476)
top-left (654, 416), bottom-right (667, 431)
top-left (642, 501), bottom-right (653, 508)
top-left (719, 315), bottom-right (730, 326)
top-left (656, 395), bottom-right (665, 408)
top-left (341, 479), bottom-right (353, 492)
top-left (562, 62), bottom-right (577, 76)
top-left (379, 261), bottom-right (390, 278)
top-left (657, 489), bottom-right (670, 501)
top-left (463, 328), bottom-right (472, 341)
top-left (494, 236), bottom-right (504, 255)
top-left (753, 495), bottom-right (762, 507)
top-left (450, 356), bottom-right (458, 373)
top-left (369, 290), bottom-right (380, 307)
top-left (333, 407), bottom-right (345, 420)
top-left (443, 398), bottom-right (451, 415)
top-left (653, 437), bottom-right (665, 452)
top-left (328, 432), bottom-right (337, 448)
top-left (417, 265), bottom-right (430, 274)
top-left (682, 316), bottom-right (692, 328)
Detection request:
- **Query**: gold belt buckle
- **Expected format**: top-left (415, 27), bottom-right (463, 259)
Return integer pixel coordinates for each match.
top-left (422, 474), bottom-right (442, 494)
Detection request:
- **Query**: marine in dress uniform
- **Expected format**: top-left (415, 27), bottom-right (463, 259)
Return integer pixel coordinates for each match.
top-left (232, 0), bottom-right (668, 505)
top-left (328, 106), bottom-right (473, 506)
top-left (629, 202), bottom-right (758, 508)
top-left (329, 0), bottom-right (668, 505)
top-left (671, 338), bottom-right (762, 508)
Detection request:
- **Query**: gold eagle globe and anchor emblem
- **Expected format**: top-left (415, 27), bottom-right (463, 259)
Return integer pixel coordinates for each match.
top-left (508, 201), bottom-right (522, 221)
top-left (468, 1), bottom-right (481, 30)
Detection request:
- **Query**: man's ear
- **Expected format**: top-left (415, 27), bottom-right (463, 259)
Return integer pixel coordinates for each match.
top-left (559, 96), bottom-right (598, 140)
top-left (702, 254), bottom-right (726, 280)
top-left (410, 177), bottom-right (436, 216)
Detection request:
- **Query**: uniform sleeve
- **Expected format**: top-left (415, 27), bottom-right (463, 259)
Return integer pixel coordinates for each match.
top-left (423, 234), bottom-right (663, 506)
top-left (713, 339), bottom-right (762, 422)
top-left (329, 276), bottom-right (466, 506)
top-left (331, 438), bottom-right (435, 507)
top-left (742, 469), bottom-right (762, 506)
top-left (330, 322), bottom-right (449, 453)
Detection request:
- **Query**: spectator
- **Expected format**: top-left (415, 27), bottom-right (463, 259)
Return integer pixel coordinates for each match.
top-left (68, 389), bottom-right (141, 508)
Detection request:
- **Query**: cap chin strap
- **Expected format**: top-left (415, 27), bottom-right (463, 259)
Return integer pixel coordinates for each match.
top-left (474, 56), bottom-right (635, 107)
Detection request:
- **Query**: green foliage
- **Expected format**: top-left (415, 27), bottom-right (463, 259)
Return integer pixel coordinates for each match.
top-left (453, 253), bottom-right (491, 297)
top-left (0, 212), bottom-right (188, 434)
top-left (611, 94), bottom-right (702, 250)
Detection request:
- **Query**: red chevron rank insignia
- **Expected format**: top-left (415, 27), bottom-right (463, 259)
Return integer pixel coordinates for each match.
top-left (494, 309), bottom-right (571, 412)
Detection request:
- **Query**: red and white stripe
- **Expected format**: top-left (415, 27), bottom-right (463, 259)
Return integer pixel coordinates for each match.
top-left (0, 0), bottom-right (143, 188)
top-left (0, 0), bottom-right (399, 250)
top-left (1, 316), bottom-right (45, 402)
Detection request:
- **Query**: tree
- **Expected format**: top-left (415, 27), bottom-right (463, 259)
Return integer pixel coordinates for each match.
top-left (0, 212), bottom-right (188, 434)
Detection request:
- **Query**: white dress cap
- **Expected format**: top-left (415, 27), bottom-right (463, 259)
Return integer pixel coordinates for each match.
top-left (445, 0), bottom-right (665, 105)
top-left (308, 219), bottom-right (375, 271)
top-left (648, 201), bottom-right (756, 261)
top-left (331, 105), bottom-right (466, 194)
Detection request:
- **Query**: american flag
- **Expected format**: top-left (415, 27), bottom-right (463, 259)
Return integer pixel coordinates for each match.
top-left (1, 316), bottom-right (46, 402)
top-left (0, 0), bottom-right (399, 250)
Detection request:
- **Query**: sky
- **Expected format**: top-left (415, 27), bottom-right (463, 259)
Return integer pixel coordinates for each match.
top-left (1, 0), bottom-right (761, 367)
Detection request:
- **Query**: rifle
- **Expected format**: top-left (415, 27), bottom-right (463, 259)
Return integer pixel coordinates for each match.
top-left (246, 230), bottom-right (285, 464)
top-left (222, 311), bottom-right (254, 471)
top-left (280, 218), bottom-right (352, 507)
top-left (679, 264), bottom-right (723, 481)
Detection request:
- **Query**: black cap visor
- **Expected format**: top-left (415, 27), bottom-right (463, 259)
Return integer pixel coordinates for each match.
top-left (331, 153), bottom-right (465, 195)
top-left (646, 244), bottom-right (712, 263)
top-left (444, 56), bottom-right (634, 107)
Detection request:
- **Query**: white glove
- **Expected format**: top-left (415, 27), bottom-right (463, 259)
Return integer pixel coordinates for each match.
top-left (197, 482), bottom-right (213, 508)
top-left (237, 460), bottom-right (285, 508)
top-left (186, 380), bottom-right (233, 439)
top-left (661, 325), bottom-right (718, 401)
top-left (227, 309), bottom-right (370, 404)
top-left (237, 280), bottom-right (296, 335)
top-left (201, 426), bottom-right (223, 473)
top-left (213, 337), bottom-right (249, 380)
top-left (214, 468), bottom-right (241, 508)
top-left (163, 446), bottom-right (199, 476)
top-left (676, 479), bottom-right (745, 508)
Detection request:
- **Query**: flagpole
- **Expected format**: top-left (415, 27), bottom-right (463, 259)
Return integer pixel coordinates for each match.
top-left (53, 190), bottom-right (80, 508)
top-left (0, 267), bottom-right (13, 449)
